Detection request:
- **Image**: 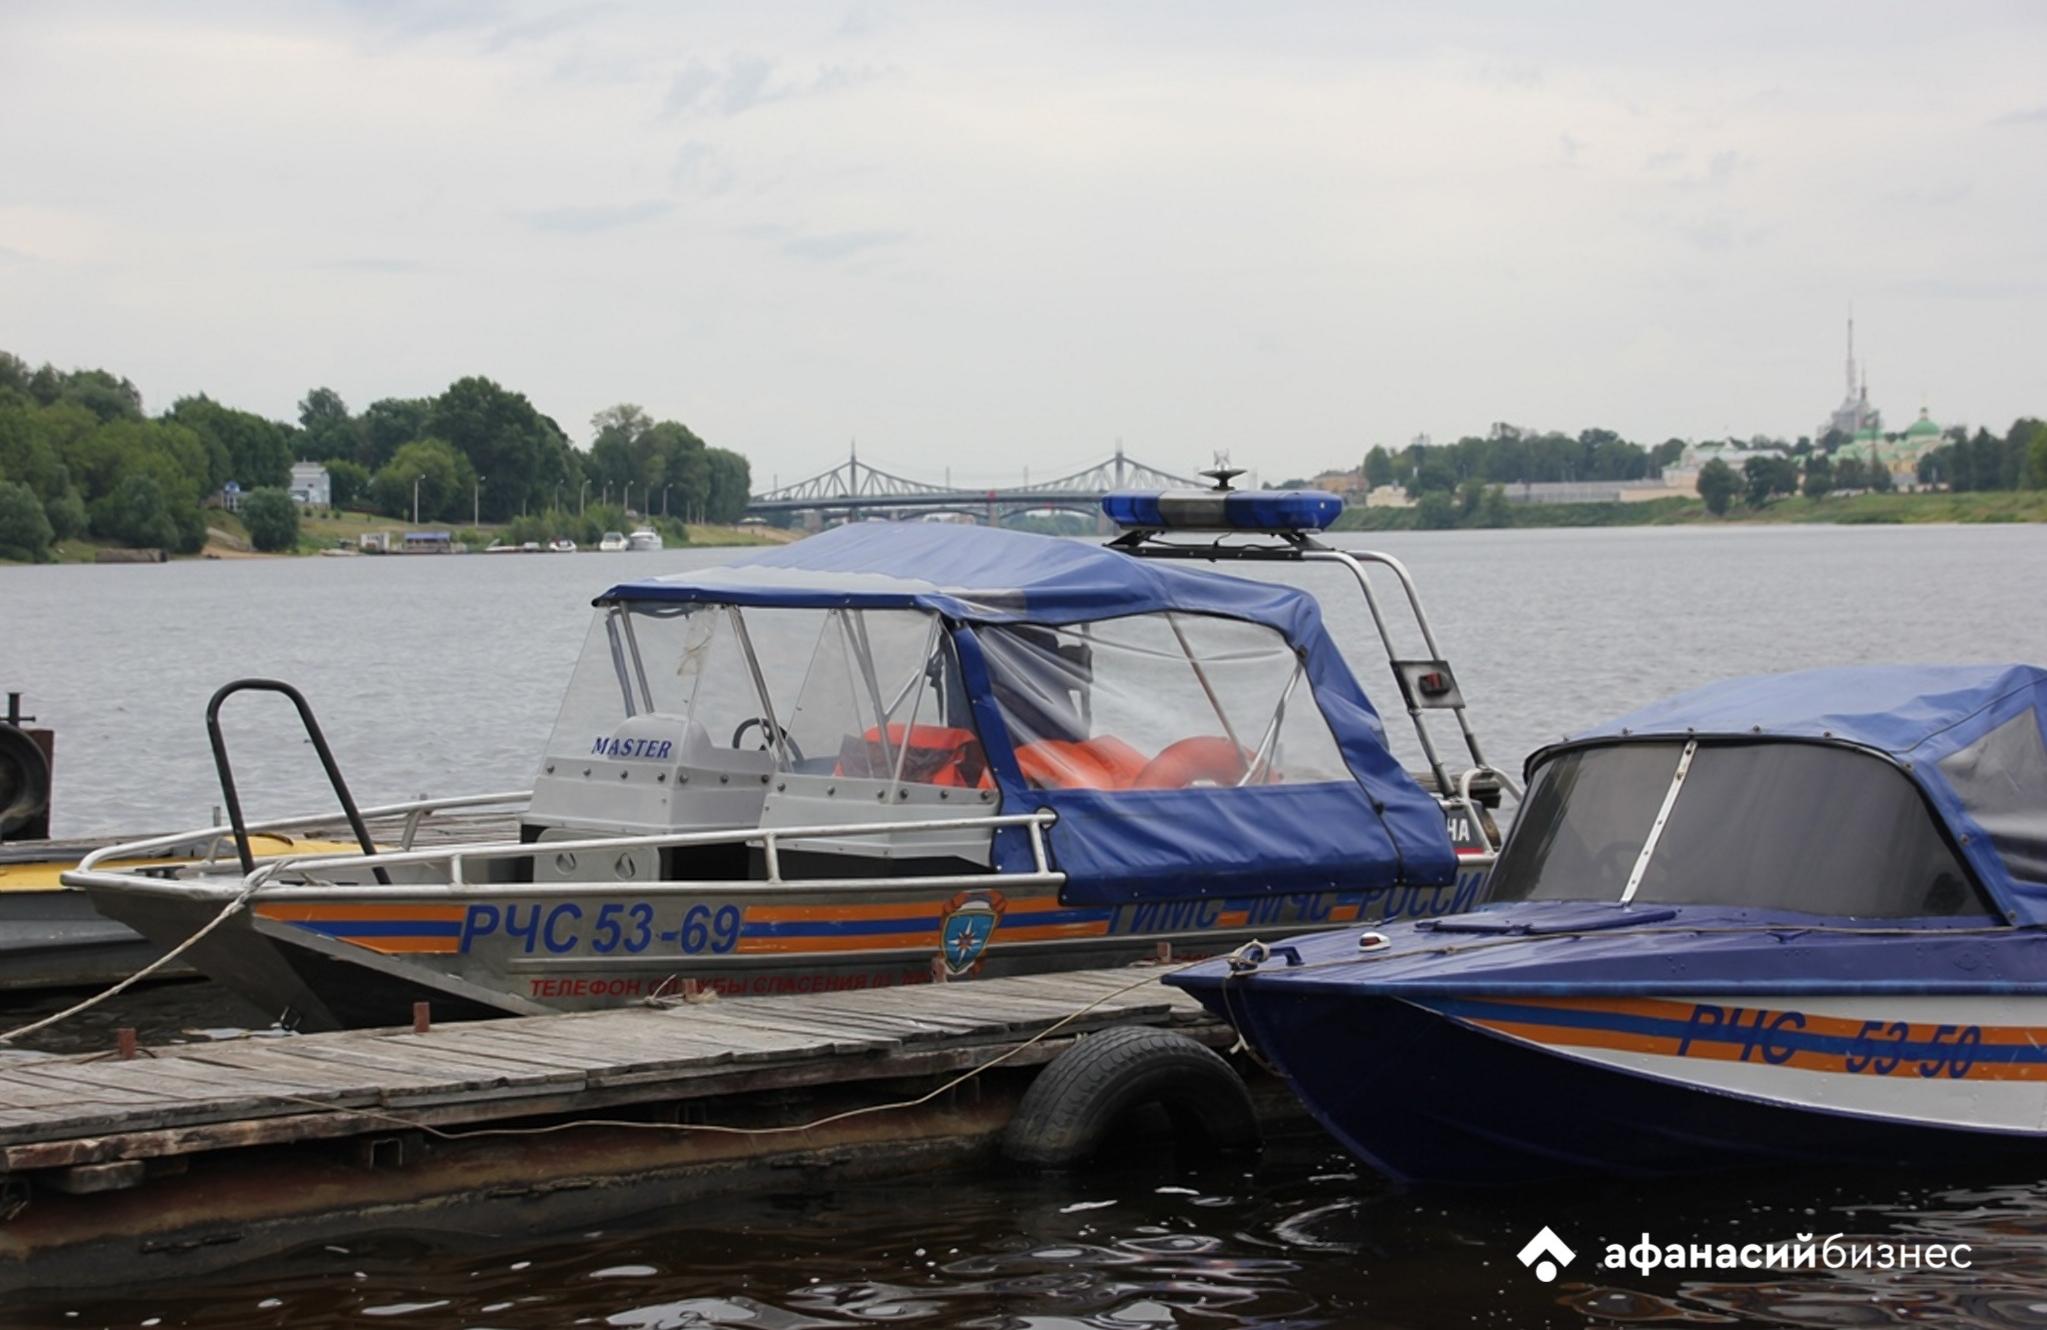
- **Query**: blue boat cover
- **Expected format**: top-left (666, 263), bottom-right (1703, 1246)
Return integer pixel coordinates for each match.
top-left (1560, 664), bottom-right (2047, 927)
top-left (601, 521), bottom-right (1315, 629)
top-left (603, 523), bottom-right (1458, 901)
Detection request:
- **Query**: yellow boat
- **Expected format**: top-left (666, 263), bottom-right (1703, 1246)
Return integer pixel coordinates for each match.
top-left (0, 835), bottom-right (363, 992)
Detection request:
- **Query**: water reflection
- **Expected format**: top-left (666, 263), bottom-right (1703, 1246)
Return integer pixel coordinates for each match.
top-left (12, 1142), bottom-right (2047, 1329)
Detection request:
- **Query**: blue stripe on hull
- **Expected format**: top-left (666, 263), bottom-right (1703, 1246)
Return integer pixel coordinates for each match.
top-left (1217, 989), bottom-right (2047, 1184)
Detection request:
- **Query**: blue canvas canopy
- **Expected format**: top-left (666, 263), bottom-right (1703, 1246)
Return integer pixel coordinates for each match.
top-left (603, 523), bottom-right (1458, 903)
top-left (601, 521), bottom-right (1317, 631)
top-left (1555, 664), bottom-right (2047, 927)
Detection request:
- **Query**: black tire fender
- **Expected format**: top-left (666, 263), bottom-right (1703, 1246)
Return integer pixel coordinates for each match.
top-left (1001, 1024), bottom-right (1260, 1168)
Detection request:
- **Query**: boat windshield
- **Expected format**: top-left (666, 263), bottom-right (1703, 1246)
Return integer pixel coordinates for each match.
top-left (1485, 741), bottom-right (1991, 918)
top-left (542, 605), bottom-right (818, 764)
top-left (975, 613), bottom-right (1351, 790)
top-left (780, 609), bottom-right (985, 786)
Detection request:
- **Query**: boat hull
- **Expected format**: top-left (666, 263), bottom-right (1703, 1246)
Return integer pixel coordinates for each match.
top-left (84, 866), bottom-right (1490, 1031)
top-left (0, 887), bottom-right (169, 992)
top-left (1202, 986), bottom-right (2047, 1183)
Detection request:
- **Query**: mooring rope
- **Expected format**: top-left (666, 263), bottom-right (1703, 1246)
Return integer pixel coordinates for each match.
top-left (0, 884), bottom-right (261, 1045)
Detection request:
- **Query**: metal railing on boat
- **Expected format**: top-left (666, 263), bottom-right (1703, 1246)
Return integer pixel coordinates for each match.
top-left (64, 806), bottom-right (1065, 902)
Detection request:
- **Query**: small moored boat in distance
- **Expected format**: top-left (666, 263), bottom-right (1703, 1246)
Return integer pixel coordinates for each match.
top-left (1171, 664), bottom-right (2047, 1182)
top-left (549, 538), bottom-right (577, 554)
top-left (69, 480), bottom-right (1511, 1031)
top-left (598, 531), bottom-right (629, 552)
top-left (627, 527), bottom-right (663, 552)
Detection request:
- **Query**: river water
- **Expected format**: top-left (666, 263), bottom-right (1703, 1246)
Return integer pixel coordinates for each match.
top-left (4, 524), bottom-right (2047, 1328)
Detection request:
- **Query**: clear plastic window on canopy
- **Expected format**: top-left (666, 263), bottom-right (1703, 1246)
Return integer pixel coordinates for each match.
top-left (782, 608), bottom-right (986, 786)
top-left (974, 613), bottom-right (1351, 791)
top-left (1937, 712), bottom-right (2047, 889)
top-left (542, 605), bottom-right (817, 763)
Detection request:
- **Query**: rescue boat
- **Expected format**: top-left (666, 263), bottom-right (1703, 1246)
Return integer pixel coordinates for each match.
top-left (1170, 664), bottom-right (2047, 1181)
top-left (67, 481), bottom-right (1512, 1030)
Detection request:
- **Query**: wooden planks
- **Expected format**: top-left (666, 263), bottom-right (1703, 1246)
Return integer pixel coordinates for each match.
top-left (0, 966), bottom-right (1209, 1163)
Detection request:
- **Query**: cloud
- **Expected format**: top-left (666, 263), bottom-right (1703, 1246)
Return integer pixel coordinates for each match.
top-left (664, 54), bottom-right (775, 117)
top-left (838, 3), bottom-right (884, 39)
top-left (661, 54), bottom-right (885, 119)
top-left (1888, 276), bottom-right (2047, 301)
top-left (1881, 181), bottom-right (1973, 208)
top-left (320, 257), bottom-right (424, 274)
top-left (483, 5), bottom-right (618, 52)
top-left (776, 228), bottom-right (910, 263)
top-left (671, 142), bottom-right (735, 194)
top-left (1991, 105), bottom-right (2047, 125)
top-left (513, 200), bottom-right (673, 235)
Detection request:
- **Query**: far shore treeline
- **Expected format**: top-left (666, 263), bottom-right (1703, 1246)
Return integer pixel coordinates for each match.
top-left (0, 350), bottom-right (751, 562)
top-left (1314, 419), bottom-right (2047, 530)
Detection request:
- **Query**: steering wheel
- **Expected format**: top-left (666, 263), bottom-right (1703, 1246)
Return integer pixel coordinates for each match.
top-left (731, 717), bottom-right (804, 762)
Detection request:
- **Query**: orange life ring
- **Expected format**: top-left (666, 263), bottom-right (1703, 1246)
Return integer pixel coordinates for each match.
top-left (1129, 736), bottom-right (1250, 789)
top-left (1015, 736), bottom-right (1150, 790)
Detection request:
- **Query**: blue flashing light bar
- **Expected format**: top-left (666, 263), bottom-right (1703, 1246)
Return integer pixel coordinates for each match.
top-left (1102, 488), bottom-right (1345, 533)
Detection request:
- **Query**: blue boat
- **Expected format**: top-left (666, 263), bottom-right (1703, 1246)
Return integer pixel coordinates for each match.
top-left (70, 481), bottom-right (1510, 1029)
top-left (1169, 664), bottom-right (2047, 1182)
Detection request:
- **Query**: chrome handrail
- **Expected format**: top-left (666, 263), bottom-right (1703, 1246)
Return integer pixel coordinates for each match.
top-left (66, 807), bottom-right (1062, 901)
top-left (72, 789), bottom-right (534, 875)
top-left (1454, 763), bottom-right (1523, 863)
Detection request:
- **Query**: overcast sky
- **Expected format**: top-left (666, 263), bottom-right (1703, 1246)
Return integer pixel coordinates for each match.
top-left (3, 2), bottom-right (2043, 487)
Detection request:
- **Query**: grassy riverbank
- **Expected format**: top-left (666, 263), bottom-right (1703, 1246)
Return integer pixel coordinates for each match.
top-left (1333, 490), bottom-right (2047, 532)
top-left (16, 511), bottom-right (797, 563)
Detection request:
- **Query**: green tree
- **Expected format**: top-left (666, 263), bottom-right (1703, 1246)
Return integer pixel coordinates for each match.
top-left (1744, 456), bottom-right (1797, 508)
top-left (167, 395), bottom-right (292, 489)
top-left (358, 397), bottom-right (432, 469)
top-left (1833, 455), bottom-right (1867, 490)
top-left (1414, 491), bottom-right (1458, 529)
top-left (428, 377), bottom-right (565, 521)
top-left (296, 386), bottom-right (362, 462)
top-left (1869, 455), bottom-right (1895, 492)
top-left (0, 480), bottom-right (55, 562)
top-left (1407, 457), bottom-right (1459, 498)
top-left (1695, 458), bottom-right (1738, 515)
top-left (1476, 485), bottom-right (1514, 528)
top-left (2014, 418), bottom-right (2047, 490)
top-left (42, 487), bottom-right (87, 540)
top-left (240, 488), bottom-right (300, 552)
top-left (89, 469), bottom-right (204, 552)
top-left (704, 447), bottom-right (751, 522)
top-left (326, 458), bottom-right (371, 509)
top-left (1802, 454), bottom-right (1834, 499)
top-left (45, 367), bottom-right (143, 422)
top-left (1363, 445), bottom-right (1394, 490)
top-left (371, 438), bottom-right (473, 522)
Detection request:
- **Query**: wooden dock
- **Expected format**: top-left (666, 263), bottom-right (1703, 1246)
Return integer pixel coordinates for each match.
top-left (0, 964), bottom-right (1251, 1291)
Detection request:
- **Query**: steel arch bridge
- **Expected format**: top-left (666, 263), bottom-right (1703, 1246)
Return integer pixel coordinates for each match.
top-left (745, 444), bottom-right (1203, 527)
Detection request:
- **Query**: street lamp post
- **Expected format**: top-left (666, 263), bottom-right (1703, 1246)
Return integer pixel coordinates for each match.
top-left (580, 479), bottom-right (590, 516)
top-left (602, 482), bottom-right (610, 508)
top-left (411, 475), bottom-right (421, 525)
top-left (662, 484), bottom-right (672, 518)
top-left (625, 482), bottom-right (634, 516)
top-left (473, 475), bottom-right (486, 530)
